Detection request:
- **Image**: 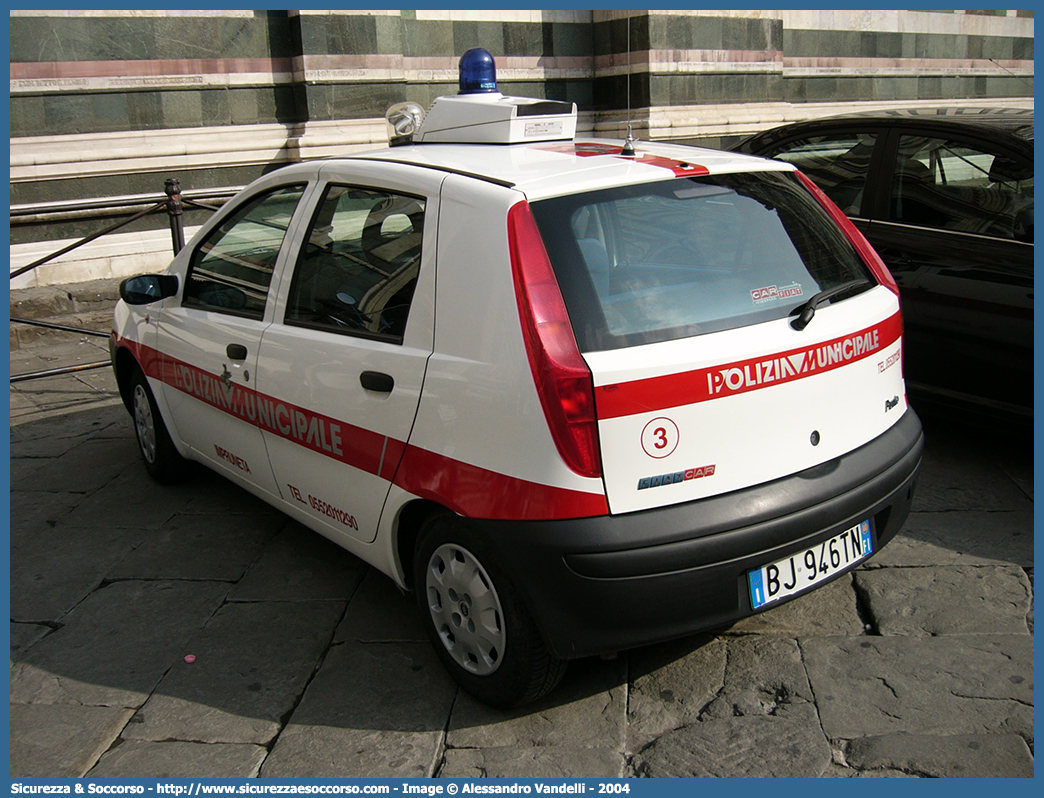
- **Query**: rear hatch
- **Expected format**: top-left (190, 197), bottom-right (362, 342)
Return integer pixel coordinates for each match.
top-left (531, 167), bottom-right (907, 515)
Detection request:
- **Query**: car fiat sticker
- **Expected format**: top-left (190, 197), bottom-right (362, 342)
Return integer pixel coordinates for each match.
top-left (751, 283), bottom-right (803, 304)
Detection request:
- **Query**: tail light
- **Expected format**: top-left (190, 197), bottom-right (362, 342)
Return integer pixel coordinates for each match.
top-left (797, 170), bottom-right (905, 376)
top-left (796, 170), bottom-right (900, 297)
top-left (507, 201), bottom-right (603, 479)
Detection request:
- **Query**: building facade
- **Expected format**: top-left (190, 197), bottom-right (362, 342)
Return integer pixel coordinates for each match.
top-left (9, 9), bottom-right (1034, 287)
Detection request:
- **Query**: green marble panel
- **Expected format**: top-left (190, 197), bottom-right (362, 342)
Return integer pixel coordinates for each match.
top-left (877, 32), bottom-right (903, 59)
top-left (1012, 37), bottom-right (1033, 60)
top-left (305, 82), bottom-right (405, 122)
top-left (198, 89), bottom-right (230, 127)
top-left (552, 22), bottom-right (593, 58)
top-left (162, 90), bottom-right (204, 128)
top-left (375, 14), bottom-right (403, 56)
top-left (403, 19), bottom-right (452, 58)
top-left (691, 17), bottom-right (724, 52)
top-left (503, 22), bottom-right (542, 57)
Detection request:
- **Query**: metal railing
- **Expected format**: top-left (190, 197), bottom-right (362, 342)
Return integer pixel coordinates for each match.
top-left (10, 180), bottom-right (237, 382)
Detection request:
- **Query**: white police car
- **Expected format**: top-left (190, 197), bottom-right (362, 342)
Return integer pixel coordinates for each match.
top-left (111, 50), bottom-right (923, 707)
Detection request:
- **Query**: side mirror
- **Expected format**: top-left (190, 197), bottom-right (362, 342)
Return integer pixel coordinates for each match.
top-left (120, 274), bottom-right (179, 305)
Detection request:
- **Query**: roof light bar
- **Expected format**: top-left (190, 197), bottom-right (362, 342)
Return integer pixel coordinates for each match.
top-left (395, 50), bottom-right (577, 145)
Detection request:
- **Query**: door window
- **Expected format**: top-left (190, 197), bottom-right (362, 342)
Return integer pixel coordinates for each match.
top-left (285, 185), bottom-right (425, 343)
top-left (183, 185), bottom-right (307, 318)
top-left (762, 132), bottom-right (877, 216)
top-left (890, 135), bottom-right (1033, 241)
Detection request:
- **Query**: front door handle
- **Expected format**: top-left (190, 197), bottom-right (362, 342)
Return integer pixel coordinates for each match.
top-left (360, 371), bottom-right (394, 393)
top-left (226, 343), bottom-right (248, 360)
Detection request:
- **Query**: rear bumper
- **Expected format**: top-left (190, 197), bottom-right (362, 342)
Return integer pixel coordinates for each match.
top-left (474, 409), bottom-right (923, 660)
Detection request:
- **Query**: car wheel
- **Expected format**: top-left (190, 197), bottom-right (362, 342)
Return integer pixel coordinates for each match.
top-left (130, 367), bottom-right (191, 484)
top-left (414, 513), bottom-right (567, 708)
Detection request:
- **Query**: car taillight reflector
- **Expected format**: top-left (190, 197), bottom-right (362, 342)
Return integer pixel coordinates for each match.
top-left (796, 170), bottom-right (900, 298)
top-left (507, 201), bottom-right (603, 479)
top-left (798, 170), bottom-right (905, 376)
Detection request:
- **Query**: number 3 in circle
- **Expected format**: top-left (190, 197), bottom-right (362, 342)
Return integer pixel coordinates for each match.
top-left (641, 417), bottom-right (679, 459)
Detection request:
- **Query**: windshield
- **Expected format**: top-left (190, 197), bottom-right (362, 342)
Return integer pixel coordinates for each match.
top-left (530, 171), bottom-right (875, 351)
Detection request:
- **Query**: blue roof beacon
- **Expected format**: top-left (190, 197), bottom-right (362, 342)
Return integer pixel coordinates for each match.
top-left (458, 47), bottom-right (498, 94)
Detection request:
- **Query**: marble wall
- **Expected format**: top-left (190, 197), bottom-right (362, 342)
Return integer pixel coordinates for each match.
top-left (9, 9), bottom-right (1034, 285)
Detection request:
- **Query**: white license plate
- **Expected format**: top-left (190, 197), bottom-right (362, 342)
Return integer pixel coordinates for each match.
top-left (748, 520), bottom-right (873, 610)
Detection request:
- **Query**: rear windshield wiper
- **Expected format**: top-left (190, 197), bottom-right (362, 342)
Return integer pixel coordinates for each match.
top-left (790, 279), bottom-right (871, 331)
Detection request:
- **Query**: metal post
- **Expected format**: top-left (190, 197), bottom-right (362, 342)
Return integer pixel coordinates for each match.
top-left (165, 178), bottom-right (185, 255)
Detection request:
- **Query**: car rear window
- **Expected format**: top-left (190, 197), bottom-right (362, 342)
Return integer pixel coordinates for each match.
top-left (530, 171), bottom-right (875, 352)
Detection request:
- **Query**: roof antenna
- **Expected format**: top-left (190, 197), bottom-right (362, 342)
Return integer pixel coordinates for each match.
top-left (621, 124), bottom-right (636, 157)
top-left (620, 14), bottom-right (637, 157)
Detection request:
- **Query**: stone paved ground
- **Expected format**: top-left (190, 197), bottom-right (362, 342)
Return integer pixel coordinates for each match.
top-left (9, 330), bottom-right (1034, 779)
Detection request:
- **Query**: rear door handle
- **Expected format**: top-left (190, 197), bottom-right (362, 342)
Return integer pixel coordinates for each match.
top-left (360, 371), bottom-right (394, 393)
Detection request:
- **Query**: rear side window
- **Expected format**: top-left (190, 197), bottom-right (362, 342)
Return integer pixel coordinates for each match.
top-left (530, 172), bottom-right (874, 352)
top-left (762, 132), bottom-right (877, 216)
top-left (890, 135), bottom-right (1034, 242)
top-left (285, 185), bottom-right (425, 343)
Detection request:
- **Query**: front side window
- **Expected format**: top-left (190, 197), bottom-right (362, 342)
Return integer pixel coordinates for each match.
top-left (184, 185), bottom-right (306, 319)
top-left (531, 172), bottom-right (874, 351)
top-left (763, 132), bottom-right (877, 215)
top-left (285, 185), bottom-right (425, 343)
top-left (890, 135), bottom-right (1034, 241)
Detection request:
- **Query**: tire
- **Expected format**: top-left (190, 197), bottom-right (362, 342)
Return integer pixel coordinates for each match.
top-left (414, 513), bottom-right (567, 708)
top-left (130, 367), bottom-right (191, 484)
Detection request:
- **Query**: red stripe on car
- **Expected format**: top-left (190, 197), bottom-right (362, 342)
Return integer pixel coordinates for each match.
top-left (116, 338), bottom-right (608, 520)
top-left (595, 312), bottom-right (902, 420)
top-left (393, 445), bottom-right (609, 520)
top-left (535, 142), bottom-right (709, 176)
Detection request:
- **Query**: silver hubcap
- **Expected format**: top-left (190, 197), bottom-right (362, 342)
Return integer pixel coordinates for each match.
top-left (425, 543), bottom-right (505, 676)
top-left (132, 384), bottom-right (157, 464)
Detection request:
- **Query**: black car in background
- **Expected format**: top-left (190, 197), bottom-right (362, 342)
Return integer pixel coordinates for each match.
top-left (735, 108), bottom-right (1033, 419)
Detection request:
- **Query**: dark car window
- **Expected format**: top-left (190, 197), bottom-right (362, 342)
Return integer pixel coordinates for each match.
top-left (759, 133), bottom-right (877, 216)
top-left (531, 171), bottom-right (875, 352)
top-left (890, 135), bottom-right (1034, 242)
top-left (285, 184), bottom-right (425, 343)
top-left (184, 184), bottom-right (307, 319)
